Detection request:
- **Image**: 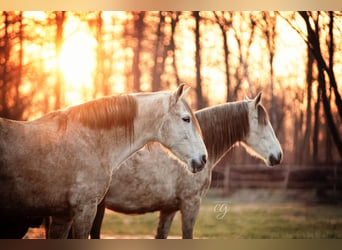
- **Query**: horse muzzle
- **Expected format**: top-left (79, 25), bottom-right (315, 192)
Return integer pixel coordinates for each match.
top-left (268, 151), bottom-right (283, 166)
top-left (189, 154), bottom-right (207, 173)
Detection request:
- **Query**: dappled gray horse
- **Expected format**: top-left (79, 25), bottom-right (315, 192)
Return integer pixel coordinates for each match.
top-left (0, 84), bottom-right (207, 239)
top-left (91, 92), bottom-right (283, 239)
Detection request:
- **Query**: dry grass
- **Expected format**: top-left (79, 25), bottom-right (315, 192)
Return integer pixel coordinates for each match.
top-left (24, 189), bottom-right (342, 239)
top-left (24, 201), bottom-right (342, 239)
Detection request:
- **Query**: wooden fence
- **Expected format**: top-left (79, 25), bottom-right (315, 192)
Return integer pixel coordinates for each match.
top-left (211, 164), bottom-right (342, 193)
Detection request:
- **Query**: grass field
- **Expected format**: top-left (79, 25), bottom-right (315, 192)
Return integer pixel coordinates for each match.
top-left (100, 197), bottom-right (342, 239)
top-left (25, 189), bottom-right (342, 239)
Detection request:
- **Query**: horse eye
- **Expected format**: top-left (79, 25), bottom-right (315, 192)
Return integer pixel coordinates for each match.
top-left (182, 116), bottom-right (191, 123)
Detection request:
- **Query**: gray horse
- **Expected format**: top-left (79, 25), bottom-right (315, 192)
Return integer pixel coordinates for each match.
top-left (90, 93), bottom-right (282, 239)
top-left (0, 84), bottom-right (207, 238)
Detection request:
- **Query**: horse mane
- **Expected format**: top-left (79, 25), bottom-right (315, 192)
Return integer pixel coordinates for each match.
top-left (67, 95), bottom-right (137, 138)
top-left (195, 101), bottom-right (249, 161)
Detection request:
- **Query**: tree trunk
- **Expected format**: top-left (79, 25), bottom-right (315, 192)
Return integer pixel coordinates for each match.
top-left (299, 11), bottom-right (342, 159)
top-left (327, 11), bottom-right (342, 121)
top-left (55, 11), bottom-right (65, 110)
top-left (300, 42), bottom-right (314, 164)
top-left (299, 11), bottom-right (342, 120)
top-left (232, 28), bottom-right (243, 100)
top-left (132, 11), bottom-right (145, 92)
top-left (222, 28), bottom-right (230, 102)
top-left (312, 84), bottom-right (321, 162)
top-left (193, 11), bottom-right (205, 109)
top-left (293, 107), bottom-right (300, 163)
top-left (317, 58), bottom-right (342, 158)
top-left (93, 11), bottom-right (107, 97)
top-left (15, 12), bottom-right (23, 110)
top-left (263, 12), bottom-right (278, 131)
top-left (214, 11), bottom-right (232, 102)
top-left (151, 12), bottom-right (164, 91)
top-left (0, 12), bottom-right (10, 118)
top-left (170, 12), bottom-right (181, 86)
top-left (325, 93), bottom-right (333, 163)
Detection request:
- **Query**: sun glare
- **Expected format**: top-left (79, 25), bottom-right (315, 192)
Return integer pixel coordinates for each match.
top-left (59, 31), bottom-right (97, 105)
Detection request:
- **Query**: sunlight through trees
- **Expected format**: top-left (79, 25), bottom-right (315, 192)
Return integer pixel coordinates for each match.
top-left (0, 11), bottom-right (341, 165)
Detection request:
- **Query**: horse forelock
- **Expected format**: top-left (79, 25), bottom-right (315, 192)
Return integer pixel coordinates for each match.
top-left (195, 101), bottom-right (249, 161)
top-left (67, 95), bottom-right (137, 137)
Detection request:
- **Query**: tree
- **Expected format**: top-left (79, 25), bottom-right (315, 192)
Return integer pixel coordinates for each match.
top-left (312, 82), bottom-right (321, 162)
top-left (260, 11), bottom-right (278, 130)
top-left (298, 11), bottom-right (342, 158)
top-left (169, 11), bottom-right (181, 86)
top-left (91, 11), bottom-right (107, 96)
top-left (131, 11), bottom-right (145, 92)
top-left (299, 41), bottom-right (314, 164)
top-left (231, 12), bottom-right (256, 99)
top-left (193, 11), bottom-right (205, 109)
top-left (0, 11), bottom-right (27, 120)
top-left (214, 11), bottom-right (233, 102)
top-left (151, 12), bottom-right (165, 91)
top-left (54, 11), bottom-right (65, 110)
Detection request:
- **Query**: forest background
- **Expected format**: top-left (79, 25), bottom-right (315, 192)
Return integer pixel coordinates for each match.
top-left (1, 11), bottom-right (341, 168)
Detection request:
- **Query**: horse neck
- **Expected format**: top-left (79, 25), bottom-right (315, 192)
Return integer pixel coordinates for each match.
top-left (195, 101), bottom-right (249, 168)
top-left (85, 94), bottom-right (166, 170)
top-left (118, 94), bottom-right (166, 162)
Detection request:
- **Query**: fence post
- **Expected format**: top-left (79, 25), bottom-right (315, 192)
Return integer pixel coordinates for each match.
top-left (283, 165), bottom-right (289, 190)
top-left (223, 164), bottom-right (230, 196)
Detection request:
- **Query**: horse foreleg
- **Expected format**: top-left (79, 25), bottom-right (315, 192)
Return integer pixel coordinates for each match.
top-left (48, 216), bottom-right (73, 239)
top-left (180, 199), bottom-right (201, 239)
top-left (72, 203), bottom-right (97, 239)
top-left (90, 198), bottom-right (105, 239)
top-left (155, 210), bottom-right (176, 239)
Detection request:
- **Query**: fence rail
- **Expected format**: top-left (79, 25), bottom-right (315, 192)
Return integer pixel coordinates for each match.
top-left (211, 164), bottom-right (342, 192)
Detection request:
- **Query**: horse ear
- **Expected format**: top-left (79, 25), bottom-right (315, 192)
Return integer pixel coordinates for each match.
top-left (182, 86), bottom-right (191, 98)
top-left (173, 83), bottom-right (187, 103)
top-left (244, 95), bottom-right (250, 101)
top-left (254, 92), bottom-right (262, 107)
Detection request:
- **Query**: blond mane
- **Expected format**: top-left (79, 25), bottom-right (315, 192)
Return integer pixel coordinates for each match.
top-left (195, 101), bottom-right (249, 161)
top-left (67, 95), bottom-right (137, 138)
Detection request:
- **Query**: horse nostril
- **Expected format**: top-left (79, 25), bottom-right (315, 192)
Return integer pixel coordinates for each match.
top-left (190, 155), bottom-right (207, 173)
top-left (269, 152), bottom-right (282, 166)
top-left (278, 152), bottom-right (283, 163)
top-left (201, 154), bottom-right (207, 165)
top-left (269, 155), bottom-right (276, 166)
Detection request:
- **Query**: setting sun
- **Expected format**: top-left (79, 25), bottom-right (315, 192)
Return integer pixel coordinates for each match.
top-left (59, 31), bottom-right (97, 105)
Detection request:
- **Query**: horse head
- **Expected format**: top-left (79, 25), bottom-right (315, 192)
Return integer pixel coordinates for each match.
top-left (157, 84), bottom-right (208, 173)
top-left (243, 92), bottom-right (283, 167)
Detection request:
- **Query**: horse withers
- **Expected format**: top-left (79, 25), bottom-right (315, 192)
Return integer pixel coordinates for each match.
top-left (0, 84), bottom-right (207, 239)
